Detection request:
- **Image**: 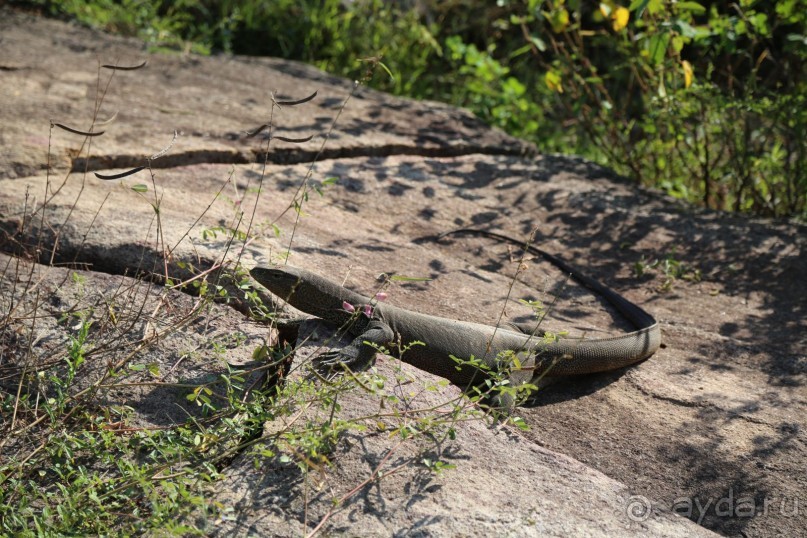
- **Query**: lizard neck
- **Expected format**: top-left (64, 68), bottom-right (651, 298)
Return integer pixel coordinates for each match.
top-left (284, 269), bottom-right (375, 323)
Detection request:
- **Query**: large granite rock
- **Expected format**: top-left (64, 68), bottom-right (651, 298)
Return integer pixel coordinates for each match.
top-left (1, 8), bottom-right (803, 537)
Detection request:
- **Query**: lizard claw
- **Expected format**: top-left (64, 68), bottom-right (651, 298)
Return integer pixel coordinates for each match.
top-left (312, 346), bottom-right (375, 376)
top-left (313, 350), bottom-right (344, 367)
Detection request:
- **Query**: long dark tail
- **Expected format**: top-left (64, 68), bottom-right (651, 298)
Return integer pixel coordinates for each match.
top-left (440, 229), bottom-right (657, 331)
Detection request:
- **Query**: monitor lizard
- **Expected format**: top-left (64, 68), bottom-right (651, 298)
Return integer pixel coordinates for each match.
top-left (250, 232), bottom-right (660, 406)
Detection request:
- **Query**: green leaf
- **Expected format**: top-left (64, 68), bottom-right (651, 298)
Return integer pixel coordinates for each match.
top-left (673, 19), bottom-right (698, 38)
top-left (749, 13), bottom-right (769, 36)
top-left (376, 60), bottom-right (395, 82)
top-left (131, 184), bottom-right (148, 193)
top-left (657, 77), bottom-right (667, 98)
top-left (628, 0), bottom-right (651, 17)
top-left (528, 35), bottom-right (546, 52)
top-left (545, 70), bottom-right (563, 93)
top-left (389, 275), bottom-right (432, 282)
top-left (510, 43), bottom-right (533, 58)
top-left (646, 32), bottom-right (670, 65)
top-left (673, 2), bottom-right (705, 14)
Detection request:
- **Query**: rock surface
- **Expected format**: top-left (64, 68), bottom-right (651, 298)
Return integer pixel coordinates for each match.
top-left (1, 8), bottom-right (804, 537)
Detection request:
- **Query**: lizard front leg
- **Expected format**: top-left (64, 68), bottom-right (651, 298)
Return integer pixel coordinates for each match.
top-left (314, 319), bottom-right (394, 373)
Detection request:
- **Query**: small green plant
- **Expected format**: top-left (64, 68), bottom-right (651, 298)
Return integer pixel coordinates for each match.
top-left (634, 248), bottom-right (701, 291)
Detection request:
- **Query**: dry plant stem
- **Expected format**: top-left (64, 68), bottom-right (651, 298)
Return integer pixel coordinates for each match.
top-left (47, 63), bottom-right (119, 264)
top-left (42, 131), bottom-right (53, 258)
top-left (56, 192), bottom-right (111, 290)
top-left (284, 91), bottom-right (355, 253)
top-left (0, 285), bottom-right (207, 447)
top-left (79, 277), bottom-right (155, 361)
top-left (168, 169), bottom-right (236, 255)
top-left (95, 459), bottom-right (192, 504)
top-left (166, 262), bottom-right (225, 291)
top-left (205, 191), bottom-right (247, 317)
top-left (47, 143), bottom-right (89, 266)
top-left (305, 439), bottom-right (410, 538)
top-left (142, 291), bottom-right (171, 341)
top-left (62, 291), bottom-right (203, 424)
top-left (1, 191), bottom-right (39, 324)
top-left (248, 93), bottom-right (279, 246)
top-left (15, 439), bottom-right (48, 473)
top-left (84, 277), bottom-right (156, 361)
top-left (272, 81), bottom-right (359, 230)
top-left (142, 165), bottom-right (173, 284)
top-left (94, 382), bottom-right (229, 402)
top-left (3, 259), bottom-right (40, 434)
top-left (304, 472), bottom-right (311, 536)
top-left (10, 286), bottom-right (40, 431)
top-left (352, 404), bottom-right (469, 422)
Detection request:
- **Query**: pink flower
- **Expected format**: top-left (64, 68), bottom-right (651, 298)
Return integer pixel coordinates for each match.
top-left (343, 301), bottom-right (374, 318)
top-left (375, 292), bottom-right (388, 302)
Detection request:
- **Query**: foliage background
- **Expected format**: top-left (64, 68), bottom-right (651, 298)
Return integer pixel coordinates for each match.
top-left (16, 0), bottom-right (807, 219)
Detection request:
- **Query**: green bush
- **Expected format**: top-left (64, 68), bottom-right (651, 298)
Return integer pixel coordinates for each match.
top-left (498, 0), bottom-right (806, 217)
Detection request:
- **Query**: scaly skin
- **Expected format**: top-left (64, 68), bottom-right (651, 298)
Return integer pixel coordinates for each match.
top-left (250, 241), bottom-right (660, 399)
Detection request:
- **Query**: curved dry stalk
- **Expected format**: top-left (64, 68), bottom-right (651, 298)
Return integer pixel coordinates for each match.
top-left (101, 60), bottom-right (147, 70)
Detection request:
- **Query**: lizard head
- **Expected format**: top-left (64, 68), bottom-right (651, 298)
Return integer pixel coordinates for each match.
top-left (250, 265), bottom-right (371, 320)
